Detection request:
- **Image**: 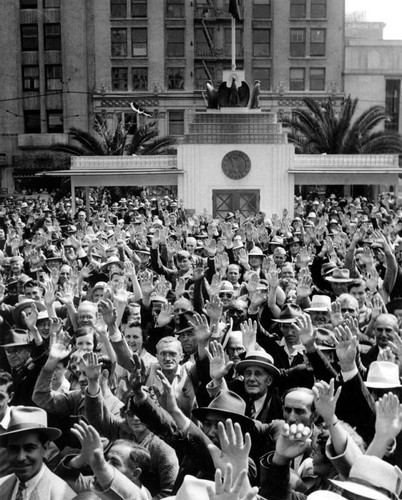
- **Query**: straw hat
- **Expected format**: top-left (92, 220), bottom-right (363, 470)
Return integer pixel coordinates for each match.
top-left (0, 406), bottom-right (61, 446)
top-left (236, 351), bottom-right (280, 377)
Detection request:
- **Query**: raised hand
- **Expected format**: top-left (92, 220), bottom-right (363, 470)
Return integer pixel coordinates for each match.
top-left (139, 269), bottom-right (155, 296)
top-left (22, 302), bottom-right (39, 332)
top-left (209, 274), bottom-right (222, 297)
top-left (71, 421), bottom-right (104, 468)
top-left (175, 276), bottom-right (186, 298)
top-left (56, 282), bottom-right (75, 306)
top-left (189, 313), bottom-right (212, 343)
top-left (208, 419), bottom-right (251, 478)
top-left (207, 466), bottom-right (258, 500)
top-left (240, 319), bottom-right (257, 353)
top-left (128, 352), bottom-right (147, 394)
top-left (374, 392), bottom-right (402, 443)
top-left (207, 341), bottom-right (233, 382)
top-left (312, 379), bottom-right (341, 425)
top-left (97, 298), bottom-right (117, 327)
top-left (293, 315), bottom-right (316, 349)
top-left (155, 302), bottom-right (174, 328)
top-left (205, 294), bottom-right (224, 322)
top-left (81, 351), bottom-right (102, 382)
top-left (245, 272), bottom-right (260, 295)
top-left (333, 324), bottom-right (357, 371)
top-left (274, 423), bottom-right (311, 464)
top-left (154, 368), bottom-right (180, 414)
top-left (296, 273), bottom-right (312, 298)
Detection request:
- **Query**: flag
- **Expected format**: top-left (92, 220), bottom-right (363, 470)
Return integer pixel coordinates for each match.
top-left (229, 0), bottom-right (242, 22)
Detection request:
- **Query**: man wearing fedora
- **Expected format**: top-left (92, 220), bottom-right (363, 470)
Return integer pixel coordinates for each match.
top-left (0, 406), bottom-right (76, 499)
top-left (126, 353), bottom-right (257, 493)
top-left (1, 327), bottom-right (47, 407)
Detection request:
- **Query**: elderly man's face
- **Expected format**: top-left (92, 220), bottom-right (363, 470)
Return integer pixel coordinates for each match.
top-left (77, 305), bottom-right (96, 326)
top-left (226, 336), bottom-right (245, 365)
top-left (244, 366), bottom-right (273, 399)
top-left (4, 346), bottom-right (30, 370)
top-left (156, 342), bottom-right (182, 374)
top-left (375, 315), bottom-right (398, 349)
top-left (309, 310), bottom-right (330, 327)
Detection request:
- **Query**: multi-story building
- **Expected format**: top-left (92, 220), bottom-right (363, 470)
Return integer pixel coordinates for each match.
top-left (0, 0), bottom-right (345, 193)
top-left (345, 11), bottom-right (402, 133)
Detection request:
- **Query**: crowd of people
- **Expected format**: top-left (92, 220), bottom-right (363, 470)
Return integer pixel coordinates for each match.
top-left (1, 190), bottom-right (402, 500)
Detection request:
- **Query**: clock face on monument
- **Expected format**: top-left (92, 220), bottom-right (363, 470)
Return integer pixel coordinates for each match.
top-left (221, 150), bottom-right (251, 180)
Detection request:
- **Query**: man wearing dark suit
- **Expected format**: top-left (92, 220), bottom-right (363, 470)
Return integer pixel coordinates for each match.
top-left (0, 406), bottom-right (75, 500)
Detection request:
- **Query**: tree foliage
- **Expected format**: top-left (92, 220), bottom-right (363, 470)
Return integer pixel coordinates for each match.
top-left (53, 115), bottom-right (177, 156)
top-left (281, 96), bottom-right (402, 155)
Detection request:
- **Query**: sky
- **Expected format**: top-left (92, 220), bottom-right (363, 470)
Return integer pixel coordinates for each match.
top-left (346, 0), bottom-right (402, 39)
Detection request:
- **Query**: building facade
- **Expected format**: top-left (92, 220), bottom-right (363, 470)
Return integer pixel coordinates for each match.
top-left (0, 0), bottom-right (345, 194)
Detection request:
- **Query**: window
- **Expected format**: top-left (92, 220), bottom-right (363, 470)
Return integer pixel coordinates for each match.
top-left (131, 0), bottom-right (147, 17)
top-left (252, 68), bottom-right (270, 91)
top-left (224, 27), bottom-right (243, 58)
top-left (111, 28), bottom-right (127, 56)
top-left (166, 0), bottom-right (184, 17)
top-left (47, 110), bottom-right (63, 132)
top-left (290, 0), bottom-right (306, 18)
top-left (289, 68), bottom-right (305, 90)
top-left (20, 0), bottom-right (37, 7)
top-left (194, 64), bottom-right (215, 90)
top-left (45, 65), bottom-right (62, 90)
top-left (290, 29), bottom-right (305, 57)
top-left (311, 0), bottom-right (326, 18)
top-left (111, 0), bottom-right (127, 17)
top-left (112, 67), bottom-right (128, 90)
top-left (310, 29), bottom-right (325, 56)
top-left (44, 0), bottom-right (60, 7)
top-left (167, 67), bottom-right (185, 89)
top-left (132, 67), bottom-right (148, 90)
top-left (253, 0), bottom-right (271, 18)
top-left (310, 68), bottom-right (325, 90)
top-left (253, 29), bottom-right (270, 57)
top-left (21, 24), bottom-right (38, 51)
top-left (385, 80), bottom-right (401, 131)
top-left (167, 29), bottom-right (185, 57)
top-left (169, 110), bottom-right (184, 135)
top-left (22, 65), bottom-right (39, 91)
top-left (24, 110), bottom-right (41, 133)
top-left (195, 28), bottom-right (212, 57)
top-left (44, 23), bottom-right (61, 50)
top-left (131, 28), bottom-right (147, 56)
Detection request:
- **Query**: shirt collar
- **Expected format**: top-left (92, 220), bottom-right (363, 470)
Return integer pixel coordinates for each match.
top-left (21, 463), bottom-right (46, 497)
top-left (0, 406), bottom-right (11, 431)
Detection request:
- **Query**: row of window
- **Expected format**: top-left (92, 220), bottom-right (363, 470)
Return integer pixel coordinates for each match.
top-left (111, 66), bottom-right (326, 92)
top-left (112, 27), bottom-right (185, 58)
top-left (21, 24), bottom-right (61, 51)
top-left (111, 0), bottom-right (185, 18)
top-left (113, 27), bottom-right (325, 60)
top-left (22, 65), bottom-right (62, 91)
top-left (24, 110), bottom-right (63, 133)
top-left (20, 0), bottom-right (60, 8)
top-left (109, 0), bottom-right (327, 20)
top-left (112, 67), bottom-right (185, 91)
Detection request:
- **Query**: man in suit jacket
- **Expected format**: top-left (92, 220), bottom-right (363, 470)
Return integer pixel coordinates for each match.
top-left (0, 406), bottom-right (75, 500)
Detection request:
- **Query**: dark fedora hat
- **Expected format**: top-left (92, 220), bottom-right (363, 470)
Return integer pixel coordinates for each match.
top-left (1, 328), bottom-right (33, 349)
top-left (192, 390), bottom-right (255, 431)
top-left (176, 311), bottom-right (196, 336)
top-left (272, 303), bottom-right (303, 324)
top-left (0, 406), bottom-right (61, 447)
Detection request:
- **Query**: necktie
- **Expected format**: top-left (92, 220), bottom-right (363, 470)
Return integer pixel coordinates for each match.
top-left (16, 481), bottom-right (26, 500)
top-left (249, 401), bottom-right (256, 419)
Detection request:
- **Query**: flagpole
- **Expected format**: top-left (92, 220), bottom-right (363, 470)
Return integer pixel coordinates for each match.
top-left (231, 16), bottom-right (236, 70)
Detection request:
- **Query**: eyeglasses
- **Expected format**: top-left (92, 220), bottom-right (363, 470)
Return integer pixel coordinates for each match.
top-left (219, 292), bottom-right (233, 298)
top-left (340, 308), bottom-right (356, 314)
top-left (375, 327), bottom-right (394, 333)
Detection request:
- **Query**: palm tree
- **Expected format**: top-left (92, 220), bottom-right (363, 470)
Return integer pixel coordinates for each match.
top-left (281, 96), bottom-right (402, 155)
top-left (53, 114), bottom-right (177, 156)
